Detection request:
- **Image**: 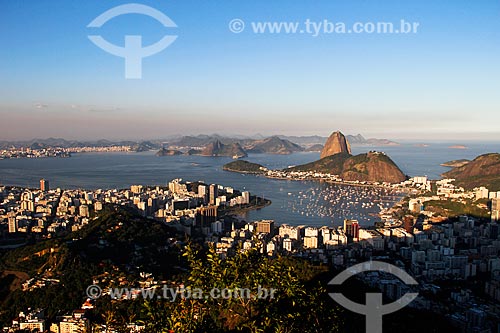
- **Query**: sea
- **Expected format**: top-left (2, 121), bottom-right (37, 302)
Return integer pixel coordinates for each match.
top-left (0, 142), bottom-right (498, 227)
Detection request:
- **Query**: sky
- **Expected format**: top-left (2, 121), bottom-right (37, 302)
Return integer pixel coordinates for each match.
top-left (0, 0), bottom-right (499, 141)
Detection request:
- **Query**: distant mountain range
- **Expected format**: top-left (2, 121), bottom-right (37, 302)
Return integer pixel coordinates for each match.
top-left (201, 140), bottom-right (247, 158)
top-left (0, 133), bottom-right (398, 153)
top-left (0, 138), bottom-right (162, 151)
top-left (244, 136), bottom-right (304, 154)
top-left (161, 136), bottom-right (303, 157)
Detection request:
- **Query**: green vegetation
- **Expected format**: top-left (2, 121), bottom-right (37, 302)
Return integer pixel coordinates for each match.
top-left (423, 200), bottom-right (490, 219)
top-left (222, 160), bottom-right (267, 174)
top-left (440, 159), bottom-right (470, 168)
top-left (288, 152), bottom-right (406, 183)
top-left (443, 153), bottom-right (500, 191)
top-left (0, 206), bottom-right (181, 326)
top-left (0, 206), bottom-right (340, 332)
top-left (137, 245), bottom-right (340, 332)
top-left (288, 152), bottom-right (350, 174)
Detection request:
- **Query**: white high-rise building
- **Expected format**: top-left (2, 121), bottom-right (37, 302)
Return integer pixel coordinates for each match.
top-left (279, 224), bottom-right (302, 240)
top-left (476, 187), bottom-right (489, 200)
top-left (242, 191), bottom-right (250, 204)
top-left (492, 198), bottom-right (500, 223)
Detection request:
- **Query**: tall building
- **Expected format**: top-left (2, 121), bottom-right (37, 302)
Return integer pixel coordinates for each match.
top-left (195, 205), bottom-right (218, 227)
top-left (40, 179), bottom-right (49, 191)
top-left (209, 184), bottom-right (218, 206)
top-left (283, 238), bottom-right (293, 252)
top-left (492, 198), bottom-right (500, 223)
top-left (256, 220), bottom-right (274, 234)
top-left (241, 191), bottom-right (250, 204)
top-left (344, 219), bottom-right (359, 241)
top-left (8, 212), bottom-right (17, 233)
top-left (94, 202), bottom-right (103, 211)
top-left (198, 184), bottom-right (208, 204)
top-left (79, 205), bottom-right (90, 217)
top-left (279, 224), bottom-right (302, 240)
top-left (21, 191), bottom-right (35, 212)
top-left (168, 179), bottom-right (187, 195)
top-left (303, 236), bottom-right (318, 249)
top-left (476, 187), bottom-right (489, 200)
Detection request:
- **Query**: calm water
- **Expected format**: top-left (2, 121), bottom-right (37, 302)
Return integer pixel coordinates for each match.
top-left (0, 142), bottom-right (498, 227)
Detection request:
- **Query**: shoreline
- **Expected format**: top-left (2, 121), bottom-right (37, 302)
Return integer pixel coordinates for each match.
top-left (222, 167), bottom-right (266, 175)
top-left (264, 174), bottom-right (410, 193)
top-left (221, 198), bottom-right (272, 216)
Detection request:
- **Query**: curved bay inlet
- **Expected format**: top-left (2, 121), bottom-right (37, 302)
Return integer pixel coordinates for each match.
top-left (0, 142), bottom-right (497, 227)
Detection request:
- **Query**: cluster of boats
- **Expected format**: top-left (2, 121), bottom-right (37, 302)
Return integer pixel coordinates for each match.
top-left (282, 184), bottom-right (403, 225)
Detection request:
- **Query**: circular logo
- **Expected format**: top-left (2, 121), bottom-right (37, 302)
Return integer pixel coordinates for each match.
top-left (86, 284), bottom-right (102, 299)
top-left (229, 19), bottom-right (245, 33)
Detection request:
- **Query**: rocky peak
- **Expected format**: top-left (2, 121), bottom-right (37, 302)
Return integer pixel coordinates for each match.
top-left (320, 131), bottom-right (352, 159)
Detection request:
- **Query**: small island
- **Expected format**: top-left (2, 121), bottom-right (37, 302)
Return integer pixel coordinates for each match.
top-left (185, 149), bottom-right (202, 155)
top-left (155, 148), bottom-right (183, 156)
top-left (223, 160), bottom-right (268, 174)
top-left (448, 145), bottom-right (468, 150)
top-left (305, 144), bottom-right (324, 152)
top-left (441, 159), bottom-right (470, 168)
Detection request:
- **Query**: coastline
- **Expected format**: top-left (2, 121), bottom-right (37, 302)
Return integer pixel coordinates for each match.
top-left (222, 167), bottom-right (266, 175)
top-left (220, 198), bottom-right (272, 216)
top-left (256, 173), bottom-right (409, 192)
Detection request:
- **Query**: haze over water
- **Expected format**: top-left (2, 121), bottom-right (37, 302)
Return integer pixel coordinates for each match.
top-left (0, 142), bottom-right (498, 227)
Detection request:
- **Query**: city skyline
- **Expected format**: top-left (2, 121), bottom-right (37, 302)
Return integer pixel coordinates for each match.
top-left (1, 0), bottom-right (499, 140)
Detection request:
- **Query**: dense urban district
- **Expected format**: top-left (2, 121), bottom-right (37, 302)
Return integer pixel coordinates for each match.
top-left (0, 131), bottom-right (500, 333)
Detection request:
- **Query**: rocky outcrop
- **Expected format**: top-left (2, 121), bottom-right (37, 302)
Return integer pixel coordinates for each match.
top-left (341, 152), bottom-right (407, 183)
top-left (320, 131), bottom-right (351, 158)
top-left (201, 140), bottom-right (247, 158)
top-left (288, 151), bottom-right (406, 184)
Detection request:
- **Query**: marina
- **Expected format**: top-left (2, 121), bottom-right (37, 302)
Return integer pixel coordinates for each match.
top-left (278, 183), bottom-right (404, 226)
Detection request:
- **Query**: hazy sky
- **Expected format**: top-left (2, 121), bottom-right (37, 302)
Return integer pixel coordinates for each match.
top-left (1, 0), bottom-right (499, 141)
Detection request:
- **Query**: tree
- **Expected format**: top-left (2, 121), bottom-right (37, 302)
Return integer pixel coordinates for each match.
top-left (142, 244), bottom-right (341, 332)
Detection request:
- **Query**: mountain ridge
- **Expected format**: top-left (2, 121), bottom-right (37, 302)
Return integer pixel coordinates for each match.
top-left (443, 153), bottom-right (500, 191)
